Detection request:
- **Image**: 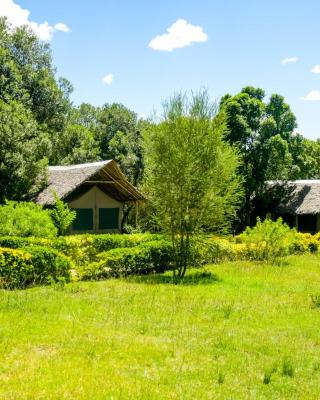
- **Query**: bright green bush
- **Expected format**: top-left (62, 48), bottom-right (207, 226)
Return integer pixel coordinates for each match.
top-left (0, 247), bottom-right (33, 289)
top-left (0, 201), bottom-right (57, 238)
top-left (238, 218), bottom-right (298, 261)
top-left (51, 233), bottom-right (164, 266)
top-left (50, 194), bottom-right (76, 236)
top-left (0, 245), bottom-right (72, 289)
top-left (0, 236), bottom-right (52, 249)
top-left (23, 246), bottom-right (72, 284)
top-left (81, 240), bottom-right (173, 280)
top-left (196, 237), bottom-right (237, 265)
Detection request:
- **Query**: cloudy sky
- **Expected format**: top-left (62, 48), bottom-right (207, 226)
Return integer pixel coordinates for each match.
top-left (1, 0), bottom-right (320, 139)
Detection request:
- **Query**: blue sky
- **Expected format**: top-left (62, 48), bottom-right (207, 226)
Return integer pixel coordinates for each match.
top-left (2, 0), bottom-right (320, 139)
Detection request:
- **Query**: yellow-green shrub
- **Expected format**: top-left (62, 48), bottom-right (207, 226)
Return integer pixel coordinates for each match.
top-left (293, 232), bottom-right (319, 253)
top-left (0, 246), bottom-right (72, 289)
top-left (238, 218), bottom-right (297, 261)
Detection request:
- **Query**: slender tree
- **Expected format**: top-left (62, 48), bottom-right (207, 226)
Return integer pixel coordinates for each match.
top-left (144, 90), bottom-right (242, 279)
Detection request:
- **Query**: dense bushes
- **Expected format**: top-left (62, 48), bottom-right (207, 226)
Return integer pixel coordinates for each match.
top-left (0, 234), bottom-right (171, 287)
top-left (237, 218), bottom-right (298, 261)
top-left (0, 246), bottom-right (72, 289)
top-left (0, 201), bottom-right (57, 238)
top-left (198, 219), bottom-right (320, 263)
top-left (80, 240), bottom-right (173, 280)
top-left (23, 246), bottom-right (72, 285)
top-left (0, 222), bottom-right (319, 289)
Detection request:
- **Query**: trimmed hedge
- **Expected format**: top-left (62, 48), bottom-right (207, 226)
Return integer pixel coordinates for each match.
top-left (0, 246), bottom-right (72, 289)
top-left (80, 240), bottom-right (173, 280)
top-left (23, 246), bottom-right (72, 285)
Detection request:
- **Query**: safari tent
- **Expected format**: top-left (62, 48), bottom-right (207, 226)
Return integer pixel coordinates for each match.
top-left (35, 160), bottom-right (144, 233)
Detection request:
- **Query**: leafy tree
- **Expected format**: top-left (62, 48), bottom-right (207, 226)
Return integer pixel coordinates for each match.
top-left (96, 103), bottom-right (138, 160)
top-left (50, 193), bottom-right (76, 236)
top-left (50, 124), bottom-right (100, 165)
top-left (144, 90), bottom-right (242, 279)
top-left (0, 17), bottom-right (72, 131)
top-left (220, 87), bottom-right (302, 229)
top-left (293, 137), bottom-right (320, 179)
top-left (0, 100), bottom-right (50, 203)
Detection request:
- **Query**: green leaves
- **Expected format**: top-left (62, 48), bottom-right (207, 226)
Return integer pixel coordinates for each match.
top-left (144, 90), bottom-right (242, 277)
top-left (50, 193), bottom-right (76, 236)
top-left (220, 87), bottom-right (301, 229)
top-left (0, 100), bottom-right (49, 202)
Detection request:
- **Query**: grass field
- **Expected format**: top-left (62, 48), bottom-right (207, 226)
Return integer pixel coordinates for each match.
top-left (1, 254), bottom-right (320, 399)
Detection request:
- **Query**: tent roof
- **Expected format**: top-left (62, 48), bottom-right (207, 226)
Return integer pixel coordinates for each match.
top-left (35, 160), bottom-right (144, 205)
top-left (267, 180), bottom-right (320, 215)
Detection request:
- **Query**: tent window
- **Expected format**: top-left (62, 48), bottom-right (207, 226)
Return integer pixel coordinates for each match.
top-left (73, 208), bottom-right (93, 231)
top-left (99, 208), bottom-right (119, 230)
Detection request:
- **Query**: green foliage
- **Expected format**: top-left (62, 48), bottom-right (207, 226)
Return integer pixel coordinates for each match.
top-left (50, 123), bottom-right (100, 165)
top-left (144, 90), bottom-right (242, 278)
top-left (0, 247), bottom-right (33, 289)
top-left (238, 218), bottom-right (297, 261)
top-left (50, 194), bottom-right (76, 236)
top-left (22, 245), bottom-right (72, 285)
top-left (282, 357), bottom-right (295, 377)
top-left (96, 103), bottom-right (138, 160)
top-left (0, 100), bottom-right (49, 202)
top-left (0, 201), bottom-right (57, 238)
top-left (0, 236), bottom-right (51, 249)
top-left (0, 245), bottom-right (71, 289)
top-left (0, 18), bottom-right (71, 130)
top-left (310, 294), bottom-right (320, 308)
top-left (81, 240), bottom-right (173, 280)
top-left (220, 87), bottom-right (304, 229)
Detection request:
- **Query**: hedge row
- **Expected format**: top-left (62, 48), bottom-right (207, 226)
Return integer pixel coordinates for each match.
top-left (0, 234), bottom-right (172, 287)
top-left (0, 246), bottom-right (72, 289)
top-left (80, 240), bottom-right (173, 280)
top-left (0, 233), bottom-right (164, 266)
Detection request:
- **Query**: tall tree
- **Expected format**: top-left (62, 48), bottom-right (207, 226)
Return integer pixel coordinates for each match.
top-left (220, 87), bottom-right (301, 229)
top-left (144, 91), bottom-right (241, 279)
top-left (0, 17), bottom-right (72, 131)
top-left (96, 103), bottom-right (138, 160)
top-left (0, 100), bottom-right (49, 203)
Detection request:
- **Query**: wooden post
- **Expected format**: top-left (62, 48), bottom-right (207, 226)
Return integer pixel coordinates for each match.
top-left (135, 201), bottom-right (139, 228)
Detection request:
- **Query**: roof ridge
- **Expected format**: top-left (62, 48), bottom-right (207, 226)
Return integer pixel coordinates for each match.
top-left (49, 160), bottom-right (112, 171)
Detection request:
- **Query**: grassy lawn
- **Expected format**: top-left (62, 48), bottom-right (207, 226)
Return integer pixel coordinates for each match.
top-left (1, 255), bottom-right (320, 399)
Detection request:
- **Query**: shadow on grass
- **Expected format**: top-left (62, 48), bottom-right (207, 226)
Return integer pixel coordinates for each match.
top-left (126, 270), bottom-right (221, 286)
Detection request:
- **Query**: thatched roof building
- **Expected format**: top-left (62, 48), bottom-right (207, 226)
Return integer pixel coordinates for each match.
top-left (35, 160), bottom-right (144, 206)
top-left (265, 180), bottom-right (320, 232)
top-left (35, 160), bottom-right (144, 233)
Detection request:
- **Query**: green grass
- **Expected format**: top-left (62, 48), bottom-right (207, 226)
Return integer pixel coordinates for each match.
top-left (1, 254), bottom-right (320, 399)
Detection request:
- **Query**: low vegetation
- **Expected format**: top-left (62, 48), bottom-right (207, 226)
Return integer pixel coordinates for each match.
top-left (0, 218), bottom-right (320, 289)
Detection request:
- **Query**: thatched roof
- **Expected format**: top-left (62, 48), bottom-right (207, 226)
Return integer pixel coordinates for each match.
top-left (267, 180), bottom-right (320, 215)
top-left (35, 160), bottom-right (144, 205)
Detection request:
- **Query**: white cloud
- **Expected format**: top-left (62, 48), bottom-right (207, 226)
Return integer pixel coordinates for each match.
top-left (281, 56), bottom-right (298, 65)
top-left (311, 65), bottom-right (320, 74)
top-left (301, 90), bottom-right (320, 101)
top-left (149, 19), bottom-right (208, 52)
top-left (54, 22), bottom-right (70, 33)
top-left (102, 74), bottom-right (113, 85)
top-left (0, 0), bottom-right (70, 41)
